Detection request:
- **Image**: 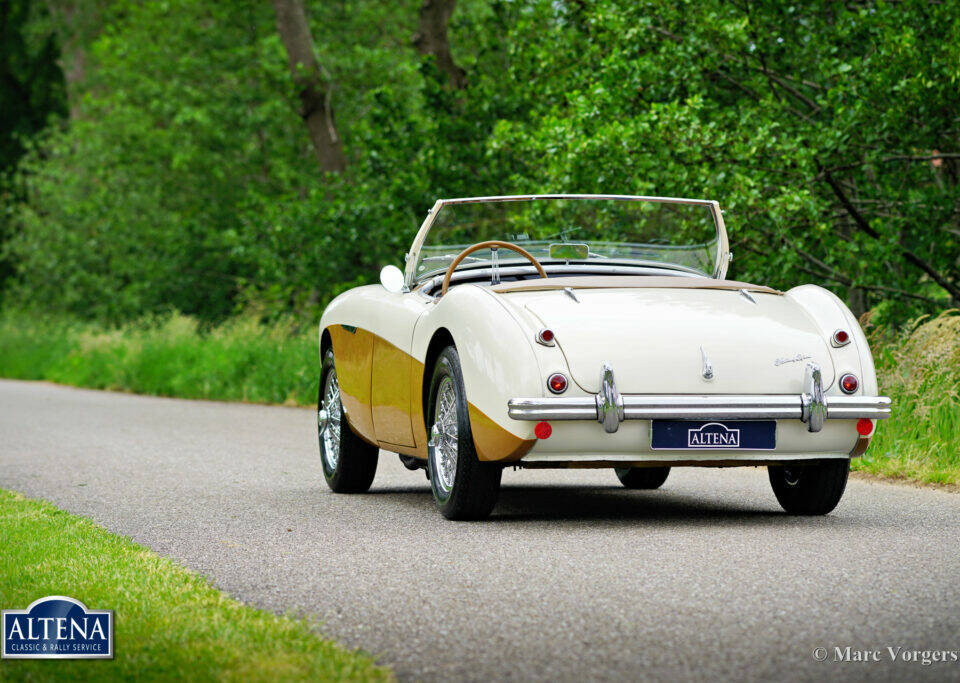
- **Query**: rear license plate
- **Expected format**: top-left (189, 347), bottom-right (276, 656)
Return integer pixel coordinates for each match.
top-left (651, 420), bottom-right (776, 451)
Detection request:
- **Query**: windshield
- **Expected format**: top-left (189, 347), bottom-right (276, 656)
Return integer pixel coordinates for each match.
top-left (413, 196), bottom-right (723, 283)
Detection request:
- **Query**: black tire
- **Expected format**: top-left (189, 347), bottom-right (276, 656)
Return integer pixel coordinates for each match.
top-left (318, 349), bottom-right (378, 493)
top-left (427, 346), bottom-right (502, 520)
top-left (768, 459), bottom-right (849, 515)
top-left (615, 466), bottom-right (671, 489)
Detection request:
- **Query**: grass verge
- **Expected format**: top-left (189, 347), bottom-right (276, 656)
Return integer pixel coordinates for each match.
top-left (0, 307), bottom-right (957, 486)
top-left (0, 488), bottom-right (390, 681)
top-left (852, 311), bottom-right (960, 486)
top-left (0, 310), bottom-right (318, 405)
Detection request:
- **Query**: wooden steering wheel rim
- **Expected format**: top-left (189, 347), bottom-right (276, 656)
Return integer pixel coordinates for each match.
top-left (440, 240), bottom-right (548, 296)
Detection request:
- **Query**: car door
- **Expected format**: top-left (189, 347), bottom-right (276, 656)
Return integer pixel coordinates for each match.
top-left (369, 290), bottom-right (429, 448)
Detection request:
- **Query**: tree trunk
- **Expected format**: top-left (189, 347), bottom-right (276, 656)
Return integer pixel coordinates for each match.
top-left (43, 0), bottom-right (98, 119)
top-left (413, 0), bottom-right (465, 89)
top-left (271, 0), bottom-right (346, 173)
top-left (847, 286), bottom-right (867, 318)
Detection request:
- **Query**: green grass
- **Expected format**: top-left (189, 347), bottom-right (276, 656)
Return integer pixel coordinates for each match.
top-left (0, 310), bottom-right (318, 406)
top-left (0, 489), bottom-right (390, 681)
top-left (0, 308), bottom-right (958, 486)
top-left (851, 311), bottom-right (960, 486)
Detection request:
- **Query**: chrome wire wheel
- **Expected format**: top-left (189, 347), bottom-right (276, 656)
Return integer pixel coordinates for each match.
top-left (430, 376), bottom-right (459, 495)
top-left (319, 368), bottom-right (342, 471)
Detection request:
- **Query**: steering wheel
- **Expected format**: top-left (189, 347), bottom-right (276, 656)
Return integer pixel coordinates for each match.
top-left (440, 240), bottom-right (547, 296)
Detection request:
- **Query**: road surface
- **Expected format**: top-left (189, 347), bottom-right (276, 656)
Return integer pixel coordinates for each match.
top-left (1, 380), bottom-right (958, 681)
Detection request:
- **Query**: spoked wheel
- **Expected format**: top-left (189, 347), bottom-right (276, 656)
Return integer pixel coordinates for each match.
top-left (615, 467), bottom-right (670, 489)
top-left (427, 346), bottom-right (502, 520)
top-left (431, 375), bottom-right (460, 495)
top-left (319, 369), bottom-right (342, 471)
top-left (768, 459), bottom-right (849, 515)
top-left (318, 349), bottom-right (378, 493)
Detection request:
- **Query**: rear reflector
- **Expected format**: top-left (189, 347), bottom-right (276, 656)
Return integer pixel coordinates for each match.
top-left (535, 421), bottom-right (552, 439)
top-left (856, 418), bottom-right (873, 436)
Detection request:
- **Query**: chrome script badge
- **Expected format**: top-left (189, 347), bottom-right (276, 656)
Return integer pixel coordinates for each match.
top-left (774, 353), bottom-right (812, 366)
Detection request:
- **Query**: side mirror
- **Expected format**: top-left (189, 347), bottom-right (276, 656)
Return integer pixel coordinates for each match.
top-left (379, 265), bottom-right (405, 293)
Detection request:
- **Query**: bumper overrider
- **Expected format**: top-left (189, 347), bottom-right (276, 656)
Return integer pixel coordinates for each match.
top-left (507, 362), bottom-right (891, 434)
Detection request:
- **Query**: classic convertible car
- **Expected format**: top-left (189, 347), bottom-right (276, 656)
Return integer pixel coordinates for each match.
top-left (317, 194), bottom-right (891, 519)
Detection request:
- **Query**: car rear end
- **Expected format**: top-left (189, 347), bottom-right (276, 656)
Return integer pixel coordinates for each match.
top-left (496, 282), bottom-right (890, 467)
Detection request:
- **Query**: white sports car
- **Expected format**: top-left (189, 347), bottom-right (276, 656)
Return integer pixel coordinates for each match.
top-left (317, 194), bottom-right (891, 519)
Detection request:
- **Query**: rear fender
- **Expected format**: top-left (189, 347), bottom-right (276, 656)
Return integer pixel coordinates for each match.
top-left (413, 285), bottom-right (541, 460)
top-left (786, 285), bottom-right (878, 395)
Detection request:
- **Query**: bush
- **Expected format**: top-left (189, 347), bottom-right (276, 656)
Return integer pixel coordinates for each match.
top-left (854, 311), bottom-right (960, 485)
top-left (0, 310), bottom-right (319, 405)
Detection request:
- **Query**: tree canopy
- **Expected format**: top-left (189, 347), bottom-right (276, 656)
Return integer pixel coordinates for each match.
top-left (2, 0), bottom-right (957, 324)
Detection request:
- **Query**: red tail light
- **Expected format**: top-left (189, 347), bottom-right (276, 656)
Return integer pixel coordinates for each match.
top-left (537, 328), bottom-right (555, 346)
top-left (535, 421), bottom-right (552, 439)
top-left (547, 373), bottom-right (568, 394)
top-left (832, 329), bottom-right (851, 347)
top-left (839, 373), bottom-right (859, 394)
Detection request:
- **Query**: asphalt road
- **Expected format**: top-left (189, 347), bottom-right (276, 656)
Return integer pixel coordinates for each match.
top-left (2, 379), bottom-right (959, 681)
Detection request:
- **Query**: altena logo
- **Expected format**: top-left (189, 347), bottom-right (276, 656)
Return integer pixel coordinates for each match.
top-left (687, 422), bottom-right (740, 448)
top-left (2, 596), bottom-right (113, 659)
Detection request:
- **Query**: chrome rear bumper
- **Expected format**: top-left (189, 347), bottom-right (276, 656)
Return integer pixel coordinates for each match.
top-left (507, 362), bottom-right (891, 434)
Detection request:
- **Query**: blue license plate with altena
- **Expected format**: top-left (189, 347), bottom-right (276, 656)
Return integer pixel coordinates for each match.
top-left (651, 420), bottom-right (776, 450)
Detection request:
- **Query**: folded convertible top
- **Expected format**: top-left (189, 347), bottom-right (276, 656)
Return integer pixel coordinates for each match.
top-left (489, 275), bottom-right (781, 295)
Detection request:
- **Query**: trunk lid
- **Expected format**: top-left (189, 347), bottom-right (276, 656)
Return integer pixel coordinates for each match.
top-left (509, 287), bottom-right (834, 394)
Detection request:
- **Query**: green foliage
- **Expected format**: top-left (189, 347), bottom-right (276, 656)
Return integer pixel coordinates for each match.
top-left (853, 311), bottom-right (960, 485)
top-left (2, 0), bottom-right (958, 322)
top-left (0, 309), bottom-right (318, 405)
top-left (0, 488), bottom-right (391, 681)
top-left (0, 0), bottom-right (66, 286)
top-left (464, 1), bottom-right (960, 310)
top-left (0, 0), bottom-right (65, 168)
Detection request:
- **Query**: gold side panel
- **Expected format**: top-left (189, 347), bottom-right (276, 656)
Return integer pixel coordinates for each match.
top-left (327, 325), bottom-right (376, 444)
top-left (371, 336), bottom-right (416, 447)
top-left (379, 440), bottom-right (422, 458)
top-left (329, 325), bottom-right (531, 462)
top-left (468, 404), bottom-right (536, 463)
top-left (409, 359), bottom-right (428, 459)
top-left (850, 435), bottom-right (871, 457)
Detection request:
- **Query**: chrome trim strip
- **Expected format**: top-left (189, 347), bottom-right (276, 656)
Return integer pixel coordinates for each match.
top-left (507, 394), bottom-right (891, 422)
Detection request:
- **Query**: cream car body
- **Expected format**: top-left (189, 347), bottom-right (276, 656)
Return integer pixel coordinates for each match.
top-left (319, 194), bottom-right (889, 471)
